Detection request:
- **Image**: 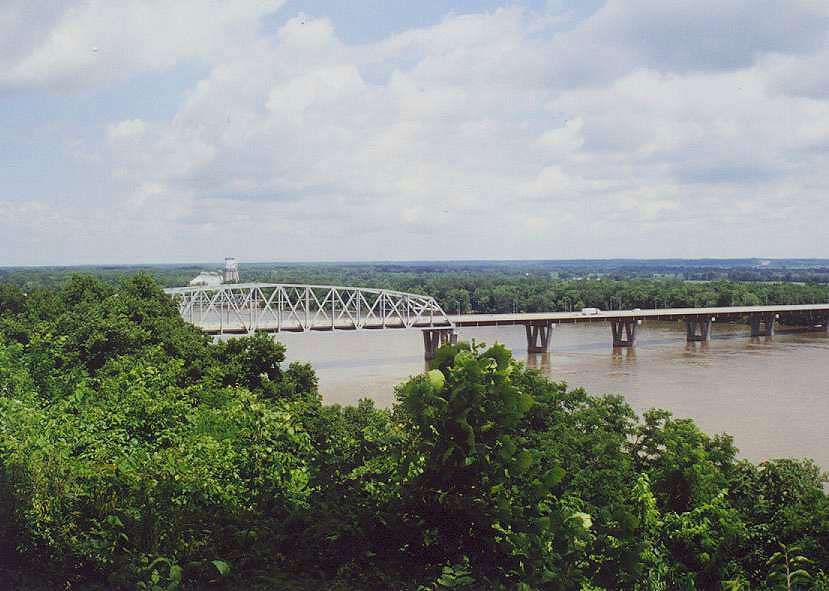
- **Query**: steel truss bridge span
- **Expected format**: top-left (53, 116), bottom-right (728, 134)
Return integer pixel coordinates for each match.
top-left (164, 283), bottom-right (453, 334)
top-left (165, 284), bottom-right (829, 360)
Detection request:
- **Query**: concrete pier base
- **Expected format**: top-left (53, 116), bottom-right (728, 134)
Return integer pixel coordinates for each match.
top-left (423, 328), bottom-right (458, 361)
top-left (525, 321), bottom-right (554, 353)
top-left (610, 319), bottom-right (637, 347)
top-left (749, 313), bottom-right (776, 337)
top-left (686, 316), bottom-right (712, 342)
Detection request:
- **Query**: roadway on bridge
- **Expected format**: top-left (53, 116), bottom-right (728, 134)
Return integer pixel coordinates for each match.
top-left (448, 303), bottom-right (829, 326)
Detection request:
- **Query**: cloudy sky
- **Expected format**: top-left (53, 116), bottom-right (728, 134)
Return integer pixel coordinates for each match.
top-left (1, 0), bottom-right (828, 265)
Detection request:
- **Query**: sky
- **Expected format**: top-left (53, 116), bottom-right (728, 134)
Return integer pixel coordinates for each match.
top-left (1, 0), bottom-right (828, 266)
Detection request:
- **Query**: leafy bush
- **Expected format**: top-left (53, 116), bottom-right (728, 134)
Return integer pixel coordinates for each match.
top-left (1, 273), bottom-right (828, 590)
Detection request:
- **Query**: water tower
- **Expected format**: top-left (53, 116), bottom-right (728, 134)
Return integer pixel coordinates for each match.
top-left (224, 257), bottom-right (240, 283)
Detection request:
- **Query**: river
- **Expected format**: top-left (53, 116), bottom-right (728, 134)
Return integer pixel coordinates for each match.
top-left (273, 321), bottom-right (829, 471)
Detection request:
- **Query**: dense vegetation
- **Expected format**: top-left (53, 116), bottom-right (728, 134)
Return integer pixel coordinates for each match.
top-left (362, 274), bottom-right (829, 316)
top-left (2, 262), bottom-right (829, 317)
top-left (4, 259), bottom-right (829, 292)
top-left (2, 275), bottom-right (829, 590)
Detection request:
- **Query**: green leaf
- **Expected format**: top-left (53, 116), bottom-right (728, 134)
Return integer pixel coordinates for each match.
top-left (498, 436), bottom-right (517, 460)
top-left (542, 464), bottom-right (565, 488)
top-left (211, 560), bottom-right (231, 577)
top-left (168, 564), bottom-right (182, 583)
top-left (427, 369), bottom-right (446, 390)
top-left (513, 449), bottom-right (532, 474)
top-left (516, 392), bottom-right (534, 414)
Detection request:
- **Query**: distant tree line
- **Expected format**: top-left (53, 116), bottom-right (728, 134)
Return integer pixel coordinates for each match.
top-left (1, 275), bottom-right (829, 589)
top-left (384, 276), bottom-right (829, 315)
top-left (3, 258), bottom-right (829, 290)
top-left (2, 264), bottom-right (829, 317)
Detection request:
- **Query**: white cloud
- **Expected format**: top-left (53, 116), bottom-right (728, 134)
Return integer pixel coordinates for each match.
top-left (0, 0), bottom-right (285, 89)
top-left (108, 119), bottom-right (146, 140)
top-left (97, 5), bottom-right (829, 260)
top-left (579, 0), bottom-right (828, 73)
top-left (763, 46), bottom-right (829, 99)
top-left (1, 1), bottom-right (829, 264)
top-left (536, 118), bottom-right (585, 154)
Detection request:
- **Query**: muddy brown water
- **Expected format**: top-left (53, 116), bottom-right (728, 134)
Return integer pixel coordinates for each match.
top-left (269, 321), bottom-right (829, 471)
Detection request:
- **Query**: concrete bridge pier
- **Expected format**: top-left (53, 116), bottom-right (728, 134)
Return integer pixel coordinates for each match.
top-left (525, 321), bottom-right (554, 353)
top-left (610, 319), bottom-right (637, 347)
top-left (749, 313), bottom-right (776, 337)
top-left (423, 328), bottom-right (458, 361)
top-left (686, 316), bottom-right (712, 342)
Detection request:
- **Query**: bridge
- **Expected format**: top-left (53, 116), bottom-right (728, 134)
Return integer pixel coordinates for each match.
top-left (164, 283), bottom-right (458, 358)
top-left (164, 283), bottom-right (829, 360)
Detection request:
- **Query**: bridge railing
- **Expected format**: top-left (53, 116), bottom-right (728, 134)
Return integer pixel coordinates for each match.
top-left (164, 283), bottom-right (454, 334)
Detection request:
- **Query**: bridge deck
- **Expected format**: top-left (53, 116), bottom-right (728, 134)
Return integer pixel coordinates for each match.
top-left (448, 304), bottom-right (829, 326)
top-left (165, 283), bottom-right (829, 358)
top-left (164, 282), bottom-right (829, 333)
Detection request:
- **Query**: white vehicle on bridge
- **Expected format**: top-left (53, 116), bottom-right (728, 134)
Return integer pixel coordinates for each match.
top-left (581, 307), bottom-right (601, 315)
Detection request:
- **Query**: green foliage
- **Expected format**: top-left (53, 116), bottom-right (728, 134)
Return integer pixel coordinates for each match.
top-left (767, 543), bottom-right (813, 590)
top-left (419, 559), bottom-right (476, 590)
top-left (135, 555), bottom-right (183, 591)
top-left (0, 283), bottom-right (25, 315)
top-left (4, 262), bottom-right (829, 316)
top-left (397, 343), bottom-right (557, 582)
top-left (214, 330), bottom-right (286, 390)
top-left (1, 272), bottom-right (828, 590)
top-left (0, 274), bottom-right (313, 587)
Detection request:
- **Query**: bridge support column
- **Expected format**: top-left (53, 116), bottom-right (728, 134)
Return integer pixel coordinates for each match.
top-left (423, 328), bottom-right (458, 361)
top-left (525, 321), bottom-right (554, 353)
top-left (610, 319), bottom-right (637, 347)
top-left (686, 316), bottom-right (712, 342)
top-left (749, 313), bottom-right (776, 337)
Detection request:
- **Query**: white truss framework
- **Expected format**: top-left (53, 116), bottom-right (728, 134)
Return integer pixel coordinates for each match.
top-left (164, 283), bottom-right (454, 334)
